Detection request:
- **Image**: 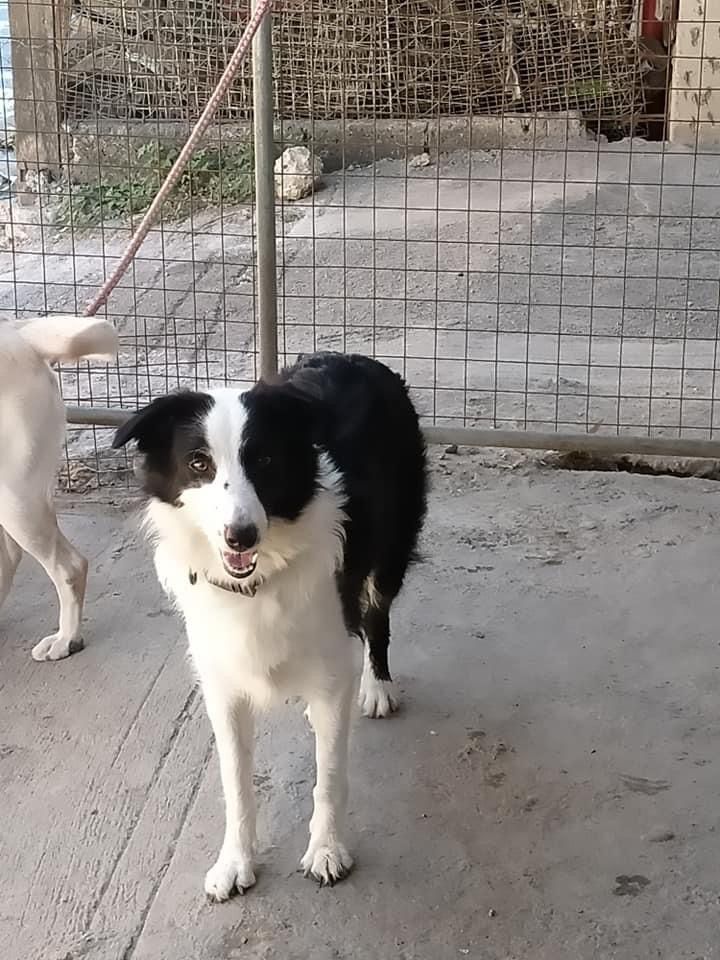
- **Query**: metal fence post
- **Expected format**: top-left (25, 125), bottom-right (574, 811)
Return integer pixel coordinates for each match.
top-left (252, 0), bottom-right (278, 380)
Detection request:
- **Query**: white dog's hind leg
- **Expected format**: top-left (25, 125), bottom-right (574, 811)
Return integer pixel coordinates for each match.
top-left (0, 528), bottom-right (22, 611)
top-left (2, 503), bottom-right (87, 660)
top-left (202, 687), bottom-right (257, 902)
top-left (301, 681), bottom-right (354, 885)
top-left (33, 526), bottom-right (87, 661)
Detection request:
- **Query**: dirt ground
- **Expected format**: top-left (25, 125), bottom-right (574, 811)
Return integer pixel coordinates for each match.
top-left (2, 448), bottom-right (720, 960)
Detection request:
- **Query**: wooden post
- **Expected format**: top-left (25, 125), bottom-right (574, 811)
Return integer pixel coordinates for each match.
top-left (9, 0), bottom-right (63, 179)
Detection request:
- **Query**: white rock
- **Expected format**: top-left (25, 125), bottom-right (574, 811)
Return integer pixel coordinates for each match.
top-left (273, 146), bottom-right (322, 201)
top-left (409, 151), bottom-right (431, 168)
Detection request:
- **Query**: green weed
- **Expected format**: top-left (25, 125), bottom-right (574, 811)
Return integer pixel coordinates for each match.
top-left (54, 140), bottom-right (254, 228)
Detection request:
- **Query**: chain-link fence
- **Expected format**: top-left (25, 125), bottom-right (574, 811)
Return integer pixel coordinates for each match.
top-left (1, 0), bottom-right (719, 490)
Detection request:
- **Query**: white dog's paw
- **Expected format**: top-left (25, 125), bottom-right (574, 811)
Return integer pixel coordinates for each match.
top-left (204, 854), bottom-right (256, 902)
top-left (301, 839), bottom-right (354, 886)
top-left (358, 671), bottom-right (399, 719)
top-left (32, 633), bottom-right (84, 662)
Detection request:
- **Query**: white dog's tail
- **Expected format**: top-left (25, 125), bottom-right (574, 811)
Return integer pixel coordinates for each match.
top-left (18, 314), bottom-right (118, 364)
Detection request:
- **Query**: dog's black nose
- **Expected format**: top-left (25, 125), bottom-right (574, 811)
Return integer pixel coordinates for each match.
top-left (223, 523), bottom-right (259, 552)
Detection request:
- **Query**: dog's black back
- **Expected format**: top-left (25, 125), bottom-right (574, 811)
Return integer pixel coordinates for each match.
top-left (268, 352), bottom-right (428, 681)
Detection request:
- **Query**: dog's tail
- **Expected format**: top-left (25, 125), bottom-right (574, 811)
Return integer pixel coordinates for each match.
top-left (18, 314), bottom-right (118, 364)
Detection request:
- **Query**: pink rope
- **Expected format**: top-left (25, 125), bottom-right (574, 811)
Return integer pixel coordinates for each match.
top-left (85, 0), bottom-right (275, 317)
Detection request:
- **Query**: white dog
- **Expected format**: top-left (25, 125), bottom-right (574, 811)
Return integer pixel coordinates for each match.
top-left (0, 314), bottom-right (118, 660)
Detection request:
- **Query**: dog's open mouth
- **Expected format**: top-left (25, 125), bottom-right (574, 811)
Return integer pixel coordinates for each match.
top-left (221, 549), bottom-right (258, 580)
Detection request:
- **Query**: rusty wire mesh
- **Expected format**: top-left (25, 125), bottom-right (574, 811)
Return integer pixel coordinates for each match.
top-left (61, 0), bottom-right (642, 126)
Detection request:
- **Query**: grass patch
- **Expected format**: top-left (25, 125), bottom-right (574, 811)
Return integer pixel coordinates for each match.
top-left (54, 140), bottom-right (254, 228)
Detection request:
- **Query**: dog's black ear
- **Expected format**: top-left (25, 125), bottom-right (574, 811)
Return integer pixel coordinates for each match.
top-left (259, 363), bottom-right (325, 406)
top-left (253, 369), bottom-right (329, 444)
top-left (112, 392), bottom-right (213, 451)
top-left (282, 366), bottom-right (326, 406)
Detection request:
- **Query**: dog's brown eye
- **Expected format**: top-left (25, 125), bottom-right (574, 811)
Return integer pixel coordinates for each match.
top-left (189, 454), bottom-right (210, 474)
top-left (257, 454), bottom-right (272, 467)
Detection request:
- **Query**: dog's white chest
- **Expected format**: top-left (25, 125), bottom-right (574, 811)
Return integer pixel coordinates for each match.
top-left (154, 541), bottom-right (351, 707)
top-left (187, 579), bottom-right (291, 662)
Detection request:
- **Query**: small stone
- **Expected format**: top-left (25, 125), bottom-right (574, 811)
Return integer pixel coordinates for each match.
top-left (274, 146), bottom-right (323, 201)
top-left (445, 443), bottom-right (459, 454)
top-left (488, 907), bottom-right (497, 917)
top-left (645, 827), bottom-right (675, 843)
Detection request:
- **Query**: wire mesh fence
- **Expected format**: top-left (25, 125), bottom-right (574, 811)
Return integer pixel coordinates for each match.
top-left (61, 0), bottom-right (642, 125)
top-left (1, 0), bottom-right (720, 492)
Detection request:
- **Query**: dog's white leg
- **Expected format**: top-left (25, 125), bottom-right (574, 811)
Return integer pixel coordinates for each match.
top-left (32, 527), bottom-right (87, 662)
top-left (2, 505), bottom-right (87, 660)
top-left (0, 528), bottom-right (22, 611)
top-left (41, 527), bottom-right (88, 660)
top-left (358, 639), bottom-right (399, 719)
top-left (202, 685), bottom-right (257, 902)
top-left (301, 681), bottom-right (354, 885)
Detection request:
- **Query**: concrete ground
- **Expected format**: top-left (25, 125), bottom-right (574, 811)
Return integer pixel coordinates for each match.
top-left (2, 449), bottom-right (720, 960)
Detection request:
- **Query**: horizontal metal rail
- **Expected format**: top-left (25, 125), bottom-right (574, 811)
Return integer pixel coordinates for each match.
top-left (67, 406), bottom-right (129, 427)
top-left (66, 405), bottom-right (720, 459)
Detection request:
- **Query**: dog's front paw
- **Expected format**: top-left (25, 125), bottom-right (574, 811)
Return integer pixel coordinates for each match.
top-left (358, 672), bottom-right (399, 718)
top-left (204, 854), bottom-right (256, 902)
top-left (32, 633), bottom-right (84, 662)
top-left (301, 839), bottom-right (353, 886)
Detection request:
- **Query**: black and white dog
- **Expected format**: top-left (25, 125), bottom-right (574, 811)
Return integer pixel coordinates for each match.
top-left (113, 352), bottom-right (427, 899)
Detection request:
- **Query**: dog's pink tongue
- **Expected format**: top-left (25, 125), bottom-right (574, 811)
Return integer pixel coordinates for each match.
top-left (225, 550), bottom-right (254, 570)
